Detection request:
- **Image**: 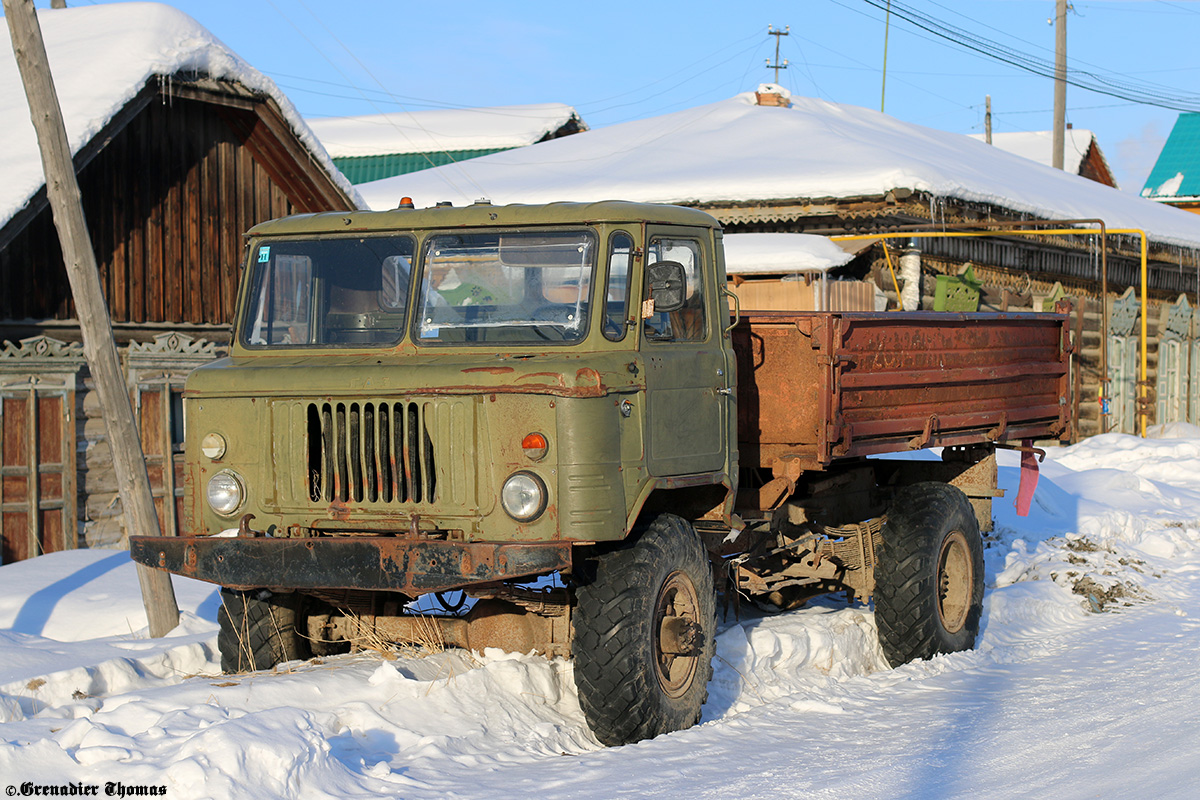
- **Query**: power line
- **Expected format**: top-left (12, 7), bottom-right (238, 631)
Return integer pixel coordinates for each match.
top-left (788, 27), bottom-right (975, 111)
top-left (571, 29), bottom-right (763, 111)
top-left (991, 102), bottom-right (1142, 116)
top-left (264, 71), bottom-right (568, 114)
top-left (285, 0), bottom-right (492, 196)
top-left (580, 38), bottom-right (765, 118)
top-left (851, 0), bottom-right (1200, 113)
top-left (781, 28), bottom-right (827, 98)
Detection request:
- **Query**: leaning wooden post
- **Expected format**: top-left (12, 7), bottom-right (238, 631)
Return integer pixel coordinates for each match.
top-left (4, 0), bottom-right (179, 636)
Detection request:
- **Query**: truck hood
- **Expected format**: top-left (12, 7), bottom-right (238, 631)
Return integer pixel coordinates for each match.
top-left (186, 352), bottom-right (644, 399)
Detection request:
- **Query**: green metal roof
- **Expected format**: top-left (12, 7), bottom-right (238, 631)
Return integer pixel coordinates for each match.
top-left (332, 148), bottom-right (512, 184)
top-left (1142, 113), bottom-right (1200, 200)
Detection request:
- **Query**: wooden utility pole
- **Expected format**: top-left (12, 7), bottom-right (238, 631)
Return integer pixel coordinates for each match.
top-left (3, 0), bottom-right (179, 637)
top-left (1052, 0), bottom-right (1067, 170)
top-left (985, 95), bottom-right (992, 145)
top-left (881, 0), bottom-right (892, 112)
top-left (766, 25), bottom-right (789, 85)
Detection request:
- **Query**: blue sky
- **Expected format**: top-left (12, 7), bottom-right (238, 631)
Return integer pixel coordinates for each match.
top-left (35, 0), bottom-right (1200, 193)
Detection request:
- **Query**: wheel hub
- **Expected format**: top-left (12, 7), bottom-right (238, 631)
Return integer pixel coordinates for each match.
top-left (654, 570), bottom-right (702, 698)
top-left (937, 530), bottom-right (973, 633)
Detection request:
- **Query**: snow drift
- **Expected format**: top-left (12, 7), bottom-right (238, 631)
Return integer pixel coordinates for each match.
top-left (3, 434), bottom-right (1200, 797)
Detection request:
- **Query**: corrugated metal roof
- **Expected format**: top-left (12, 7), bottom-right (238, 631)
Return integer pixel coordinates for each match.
top-left (1142, 113), bottom-right (1200, 201)
top-left (333, 148), bottom-right (511, 183)
top-left (306, 104), bottom-right (584, 158)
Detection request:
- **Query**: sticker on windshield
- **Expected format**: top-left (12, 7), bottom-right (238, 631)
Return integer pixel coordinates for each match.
top-left (257, 246), bottom-right (270, 263)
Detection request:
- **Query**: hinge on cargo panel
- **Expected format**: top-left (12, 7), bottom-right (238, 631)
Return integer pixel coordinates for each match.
top-left (831, 422), bottom-right (854, 458)
top-left (985, 412), bottom-right (1008, 442)
top-left (909, 414), bottom-right (938, 450)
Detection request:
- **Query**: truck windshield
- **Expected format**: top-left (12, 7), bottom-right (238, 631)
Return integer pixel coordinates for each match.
top-left (414, 230), bottom-right (595, 345)
top-left (241, 236), bottom-right (414, 348)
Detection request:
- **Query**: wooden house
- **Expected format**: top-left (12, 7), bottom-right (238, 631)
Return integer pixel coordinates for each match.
top-left (0, 4), bottom-right (359, 563)
top-left (370, 84), bottom-right (1200, 442)
top-left (970, 129), bottom-right (1118, 188)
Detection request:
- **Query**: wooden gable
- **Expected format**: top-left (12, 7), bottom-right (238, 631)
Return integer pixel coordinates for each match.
top-left (0, 76), bottom-right (355, 332)
top-left (1078, 140), bottom-right (1118, 189)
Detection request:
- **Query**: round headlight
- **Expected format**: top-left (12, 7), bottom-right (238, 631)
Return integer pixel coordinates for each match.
top-left (200, 432), bottom-right (227, 460)
top-left (207, 470), bottom-right (244, 516)
top-left (501, 471), bottom-right (547, 522)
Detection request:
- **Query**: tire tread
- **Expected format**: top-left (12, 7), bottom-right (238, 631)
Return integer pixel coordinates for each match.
top-left (217, 589), bottom-right (309, 673)
top-left (875, 482), bottom-right (984, 667)
top-left (573, 515), bottom-right (715, 746)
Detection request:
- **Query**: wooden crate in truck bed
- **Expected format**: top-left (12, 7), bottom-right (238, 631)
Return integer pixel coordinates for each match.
top-left (733, 311), bottom-right (1071, 471)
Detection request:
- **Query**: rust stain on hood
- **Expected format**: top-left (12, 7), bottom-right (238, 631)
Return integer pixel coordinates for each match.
top-left (461, 366), bottom-right (515, 375)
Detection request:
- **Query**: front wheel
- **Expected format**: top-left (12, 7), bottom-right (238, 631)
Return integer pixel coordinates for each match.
top-left (217, 588), bottom-right (312, 673)
top-left (874, 482), bottom-right (984, 667)
top-left (573, 514), bottom-right (716, 746)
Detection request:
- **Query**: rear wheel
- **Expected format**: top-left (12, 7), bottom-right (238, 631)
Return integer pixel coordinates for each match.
top-left (217, 588), bottom-right (312, 673)
top-left (874, 482), bottom-right (984, 667)
top-left (573, 514), bottom-right (716, 746)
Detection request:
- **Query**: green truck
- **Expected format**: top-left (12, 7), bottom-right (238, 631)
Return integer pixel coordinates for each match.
top-left (130, 200), bottom-right (1070, 745)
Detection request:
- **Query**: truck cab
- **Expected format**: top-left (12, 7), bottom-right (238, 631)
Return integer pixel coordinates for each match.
top-left (170, 200), bottom-right (736, 558)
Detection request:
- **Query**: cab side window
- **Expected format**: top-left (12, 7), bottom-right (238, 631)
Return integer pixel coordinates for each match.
top-left (643, 237), bottom-right (705, 342)
top-left (604, 232), bottom-right (633, 341)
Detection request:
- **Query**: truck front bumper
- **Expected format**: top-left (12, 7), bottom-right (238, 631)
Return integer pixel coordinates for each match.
top-left (128, 535), bottom-right (573, 595)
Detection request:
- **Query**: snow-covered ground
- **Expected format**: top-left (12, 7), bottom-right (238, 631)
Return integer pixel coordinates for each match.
top-left (3, 432), bottom-right (1200, 798)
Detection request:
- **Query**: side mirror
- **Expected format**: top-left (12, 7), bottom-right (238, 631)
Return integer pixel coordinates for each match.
top-left (646, 261), bottom-right (687, 312)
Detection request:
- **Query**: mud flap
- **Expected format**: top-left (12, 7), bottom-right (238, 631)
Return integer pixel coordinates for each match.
top-left (1015, 438), bottom-right (1039, 517)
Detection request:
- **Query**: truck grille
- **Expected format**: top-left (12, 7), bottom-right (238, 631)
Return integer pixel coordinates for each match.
top-left (306, 400), bottom-right (449, 505)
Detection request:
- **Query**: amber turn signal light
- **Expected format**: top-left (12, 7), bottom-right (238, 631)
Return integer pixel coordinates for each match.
top-left (521, 432), bottom-right (548, 461)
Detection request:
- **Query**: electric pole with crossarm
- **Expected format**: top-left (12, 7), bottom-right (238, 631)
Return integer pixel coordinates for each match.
top-left (767, 25), bottom-right (789, 84)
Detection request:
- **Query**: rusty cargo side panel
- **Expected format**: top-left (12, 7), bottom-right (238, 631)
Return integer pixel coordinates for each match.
top-left (734, 311), bottom-right (1070, 471)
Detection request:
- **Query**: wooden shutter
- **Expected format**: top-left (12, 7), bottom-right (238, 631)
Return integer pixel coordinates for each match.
top-left (1, 385), bottom-right (78, 563)
top-left (135, 378), bottom-right (184, 536)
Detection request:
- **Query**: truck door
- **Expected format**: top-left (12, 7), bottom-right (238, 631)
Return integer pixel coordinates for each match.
top-left (641, 228), bottom-right (729, 476)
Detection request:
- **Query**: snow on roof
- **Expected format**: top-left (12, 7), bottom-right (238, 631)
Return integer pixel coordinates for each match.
top-left (360, 92), bottom-right (1200, 250)
top-left (0, 2), bottom-right (364, 229)
top-left (306, 104), bottom-right (582, 158)
top-left (967, 129), bottom-right (1097, 174)
top-left (722, 232), bottom-right (851, 274)
top-left (1149, 171), bottom-right (1187, 199)
top-left (1142, 113), bottom-right (1200, 201)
